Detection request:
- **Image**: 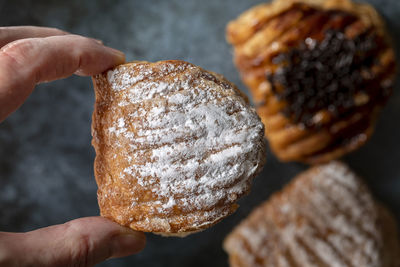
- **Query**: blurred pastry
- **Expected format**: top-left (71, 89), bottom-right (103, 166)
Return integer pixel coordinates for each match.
top-left (91, 60), bottom-right (266, 236)
top-left (224, 161), bottom-right (400, 267)
top-left (226, 0), bottom-right (396, 163)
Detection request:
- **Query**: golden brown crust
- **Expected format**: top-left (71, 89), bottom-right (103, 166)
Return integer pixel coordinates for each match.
top-left (226, 0), bottom-right (396, 164)
top-left (91, 60), bottom-right (266, 235)
top-left (224, 161), bottom-right (400, 267)
top-left (227, 0), bottom-right (386, 46)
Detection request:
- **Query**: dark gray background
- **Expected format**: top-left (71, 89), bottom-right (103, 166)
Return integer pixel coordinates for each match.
top-left (0, 0), bottom-right (399, 266)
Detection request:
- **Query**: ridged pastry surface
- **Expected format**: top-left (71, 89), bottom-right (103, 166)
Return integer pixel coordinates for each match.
top-left (91, 60), bottom-right (266, 235)
top-left (226, 0), bottom-right (396, 163)
top-left (224, 162), bottom-right (400, 267)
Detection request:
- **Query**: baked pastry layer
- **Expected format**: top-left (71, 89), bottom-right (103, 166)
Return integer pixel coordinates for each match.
top-left (226, 0), bottom-right (396, 163)
top-left (91, 60), bottom-right (266, 235)
top-left (224, 161), bottom-right (400, 267)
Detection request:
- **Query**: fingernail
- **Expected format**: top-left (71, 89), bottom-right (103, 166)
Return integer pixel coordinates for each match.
top-left (93, 38), bottom-right (103, 44)
top-left (108, 48), bottom-right (126, 65)
top-left (111, 231), bottom-right (146, 258)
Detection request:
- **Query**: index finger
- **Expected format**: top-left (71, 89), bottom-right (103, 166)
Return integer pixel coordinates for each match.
top-left (0, 26), bottom-right (68, 48)
top-left (0, 34), bottom-right (125, 122)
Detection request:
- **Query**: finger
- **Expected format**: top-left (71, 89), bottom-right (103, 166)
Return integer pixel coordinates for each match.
top-left (0, 217), bottom-right (146, 267)
top-left (0, 26), bottom-right (69, 48)
top-left (0, 34), bottom-right (125, 121)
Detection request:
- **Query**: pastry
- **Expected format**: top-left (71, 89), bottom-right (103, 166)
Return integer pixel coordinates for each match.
top-left (224, 161), bottom-right (400, 267)
top-left (226, 0), bottom-right (396, 163)
top-left (91, 60), bottom-right (266, 236)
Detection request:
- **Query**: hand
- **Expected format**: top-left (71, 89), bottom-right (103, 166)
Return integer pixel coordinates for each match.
top-left (0, 26), bottom-right (126, 122)
top-left (0, 26), bottom-right (146, 266)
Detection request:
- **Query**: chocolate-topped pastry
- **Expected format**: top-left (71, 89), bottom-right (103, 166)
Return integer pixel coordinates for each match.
top-left (226, 0), bottom-right (396, 163)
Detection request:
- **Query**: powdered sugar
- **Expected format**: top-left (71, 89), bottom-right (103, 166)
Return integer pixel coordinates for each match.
top-left (101, 61), bottom-right (265, 217)
top-left (224, 162), bottom-right (394, 267)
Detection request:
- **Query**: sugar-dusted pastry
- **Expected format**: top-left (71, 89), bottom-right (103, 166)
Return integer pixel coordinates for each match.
top-left (226, 0), bottom-right (396, 163)
top-left (91, 60), bottom-right (266, 236)
top-left (224, 161), bottom-right (400, 267)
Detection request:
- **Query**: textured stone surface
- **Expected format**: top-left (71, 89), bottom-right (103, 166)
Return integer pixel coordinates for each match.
top-left (0, 0), bottom-right (399, 266)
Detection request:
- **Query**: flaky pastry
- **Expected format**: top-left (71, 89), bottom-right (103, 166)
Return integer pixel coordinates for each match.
top-left (226, 0), bottom-right (396, 163)
top-left (91, 60), bottom-right (266, 236)
top-left (224, 161), bottom-right (400, 267)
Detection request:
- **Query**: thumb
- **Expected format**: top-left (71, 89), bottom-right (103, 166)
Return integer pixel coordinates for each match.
top-left (0, 217), bottom-right (146, 267)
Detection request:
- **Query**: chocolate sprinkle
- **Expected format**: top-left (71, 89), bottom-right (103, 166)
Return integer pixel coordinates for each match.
top-left (267, 29), bottom-right (379, 126)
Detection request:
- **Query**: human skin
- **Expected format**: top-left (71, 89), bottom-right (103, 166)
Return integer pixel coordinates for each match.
top-left (0, 26), bottom-right (146, 267)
